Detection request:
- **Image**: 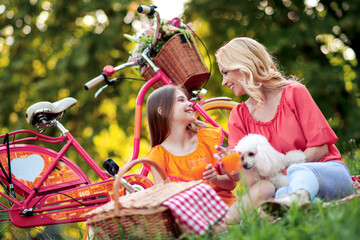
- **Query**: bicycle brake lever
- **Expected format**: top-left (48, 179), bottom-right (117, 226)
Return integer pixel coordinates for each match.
top-left (190, 88), bottom-right (207, 102)
top-left (95, 85), bottom-right (108, 98)
top-left (95, 77), bottom-right (118, 98)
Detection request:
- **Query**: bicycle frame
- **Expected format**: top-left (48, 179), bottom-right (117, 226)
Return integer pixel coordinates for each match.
top-left (0, 125), bottom-right (153, 227)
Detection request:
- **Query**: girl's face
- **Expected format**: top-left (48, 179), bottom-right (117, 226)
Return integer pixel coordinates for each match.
top-left (171, 89), bottom-right (195, 124)
top-left (219, 64), bottom-right (246, 97)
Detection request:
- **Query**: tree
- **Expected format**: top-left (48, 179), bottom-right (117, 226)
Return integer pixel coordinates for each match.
top-left (1, 0), bottom-right (153, 238)
top-left (0, 0), bottom-right (153, 176)
top-left (183, 0), bottom-right (360, 153)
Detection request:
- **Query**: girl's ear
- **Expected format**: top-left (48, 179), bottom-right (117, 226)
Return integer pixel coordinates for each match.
top-left (157, 107), bottom-right (163, 116)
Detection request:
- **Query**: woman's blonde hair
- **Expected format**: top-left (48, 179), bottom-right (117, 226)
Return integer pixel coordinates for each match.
top-left (146, 85), bottom-right (207, 147)
top-left (215, 37), bottom-right (298, 108)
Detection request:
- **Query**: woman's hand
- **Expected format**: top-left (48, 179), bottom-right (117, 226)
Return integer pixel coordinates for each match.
top-left (214, 145), bottom-right (238, 176)
top-left (214, 145), bottom-right (228, 161)
top-left (214, 145), bottom-right (229, 175)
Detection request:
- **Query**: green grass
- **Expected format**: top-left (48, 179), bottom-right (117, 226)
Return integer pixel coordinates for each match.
top-left (198, 199), bottom-right (360, 240)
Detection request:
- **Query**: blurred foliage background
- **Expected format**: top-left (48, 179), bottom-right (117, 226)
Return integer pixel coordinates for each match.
top-left (1, 0), bottom-right (359, 180)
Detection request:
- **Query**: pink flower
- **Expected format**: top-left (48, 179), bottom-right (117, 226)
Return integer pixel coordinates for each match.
top-left (186, 22), bottom-right (194, 29)
top-left (169, 18), bottom-right (181, 27)
top-left (144, 27), bottom-right (155, 37)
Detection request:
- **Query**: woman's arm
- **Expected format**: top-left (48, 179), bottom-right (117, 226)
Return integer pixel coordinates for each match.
top-left (304, 144), bottom-right (329, 162)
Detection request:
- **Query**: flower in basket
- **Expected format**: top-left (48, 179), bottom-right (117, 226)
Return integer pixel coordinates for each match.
top-left (124, 18), bottom-right (202, 65)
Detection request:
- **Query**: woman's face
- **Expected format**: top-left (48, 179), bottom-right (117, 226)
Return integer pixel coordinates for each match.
top-left (171, 89), bottom-right (196, 124)
top-left (219, 64), bottom-right (246, 97)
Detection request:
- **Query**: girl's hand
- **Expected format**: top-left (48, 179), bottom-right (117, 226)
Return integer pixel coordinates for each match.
top-left (203, 164), bottom-right (218, 183)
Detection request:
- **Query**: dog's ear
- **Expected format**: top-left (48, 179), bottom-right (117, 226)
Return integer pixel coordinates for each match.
top-left (255, 145), bottom-right (283, 177)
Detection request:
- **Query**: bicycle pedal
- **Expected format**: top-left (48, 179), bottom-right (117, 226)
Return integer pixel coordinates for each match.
top-left (103, 158), bottom-right (119, 176)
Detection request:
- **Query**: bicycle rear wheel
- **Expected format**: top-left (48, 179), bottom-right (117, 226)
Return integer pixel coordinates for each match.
top-left (195, 99), bottom-right (238, 132)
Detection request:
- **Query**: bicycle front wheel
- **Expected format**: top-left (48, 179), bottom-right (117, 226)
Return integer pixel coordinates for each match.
top-left (195, 99), bottom-right (238, 135)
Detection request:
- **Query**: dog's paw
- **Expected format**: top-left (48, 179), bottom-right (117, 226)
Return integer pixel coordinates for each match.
top-left (284, 150), bottom-right (306, 165)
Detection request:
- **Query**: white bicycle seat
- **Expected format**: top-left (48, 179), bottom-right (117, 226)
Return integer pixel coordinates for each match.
top-left (26, 97), bottom-right (77, 126)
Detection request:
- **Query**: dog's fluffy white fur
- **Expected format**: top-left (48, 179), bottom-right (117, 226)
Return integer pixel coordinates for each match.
top-left (234, 134), bottom-right (306, 188)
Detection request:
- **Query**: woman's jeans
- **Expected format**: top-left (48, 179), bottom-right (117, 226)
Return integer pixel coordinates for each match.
top-left (275, 161), bottom-right (353, 201)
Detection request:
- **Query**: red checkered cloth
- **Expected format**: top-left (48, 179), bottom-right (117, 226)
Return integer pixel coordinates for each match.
top-left (162, 183), bottom-right (228, 235)
top-left (352, 175), bottom-right (360, 189)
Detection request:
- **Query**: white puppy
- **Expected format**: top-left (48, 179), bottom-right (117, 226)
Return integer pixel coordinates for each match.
top-left (234, 134), bottom-right (306, 188)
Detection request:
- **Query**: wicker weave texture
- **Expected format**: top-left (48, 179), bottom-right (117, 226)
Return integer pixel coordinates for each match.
top-left (87, 207), bottom-right (181, 239)
top-left (86, 181), bottom-right (201, 219)
top-left (142, 33), bottom-right (210, 91)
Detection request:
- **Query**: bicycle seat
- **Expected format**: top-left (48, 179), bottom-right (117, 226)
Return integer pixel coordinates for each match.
top-left (26, 97), bottom-right (77, 126)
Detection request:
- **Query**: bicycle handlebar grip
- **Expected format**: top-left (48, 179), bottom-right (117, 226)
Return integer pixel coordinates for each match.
top-left (84, 75), bottom-right (104, 90)
top-left (137, 5), bottom-right (157, 16)
top-left (84, 65), bottom-right (115, 90)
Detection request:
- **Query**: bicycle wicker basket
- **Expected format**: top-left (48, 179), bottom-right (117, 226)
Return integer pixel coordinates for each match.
top-left (85, 159), bottom-right (202, 239)
top-left (142, 33), bottom-right (210, 91)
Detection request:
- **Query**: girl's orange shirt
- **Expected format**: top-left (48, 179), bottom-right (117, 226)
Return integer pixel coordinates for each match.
top-left (145, 126), bottom-right (237, 207)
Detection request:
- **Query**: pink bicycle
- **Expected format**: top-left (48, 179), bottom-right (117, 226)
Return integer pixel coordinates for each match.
top-left (0, 5), bottom-right (238, 239)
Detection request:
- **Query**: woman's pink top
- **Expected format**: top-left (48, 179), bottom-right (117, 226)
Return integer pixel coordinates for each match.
top-left (228, 82), bottom-right (341, 162)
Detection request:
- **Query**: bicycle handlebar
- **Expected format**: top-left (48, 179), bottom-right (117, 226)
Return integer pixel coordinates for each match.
top-left (84, 5), bottom-right (160, 92)
top-left (138, 5), bottom-right (160, 55)
top-left (84, 62), bottom-right (138, 90)
top-left (137, 5), bottom-right (157, 16)
top-left (84, 74), bottom-right (104, 91)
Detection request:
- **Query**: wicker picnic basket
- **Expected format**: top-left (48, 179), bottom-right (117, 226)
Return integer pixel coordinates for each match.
top-left (141, 33), bottom-right (210, 91)
top-left (85, 159), bottom-right (202, 239)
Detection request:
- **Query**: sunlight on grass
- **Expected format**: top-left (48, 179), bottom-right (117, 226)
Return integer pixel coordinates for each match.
top-left (205, 198), bottom-right (360, 240)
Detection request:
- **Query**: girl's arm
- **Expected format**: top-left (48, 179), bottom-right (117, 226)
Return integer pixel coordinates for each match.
top-left (304, 144), bottom-right (329, 162)
top-left (203, 164), bottom-right (237, 190)
top-left (151, 166), bottom-right (164, 184)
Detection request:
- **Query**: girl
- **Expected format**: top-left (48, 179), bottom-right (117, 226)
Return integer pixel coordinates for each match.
top-left (145, 85), bottom-right (237, 207)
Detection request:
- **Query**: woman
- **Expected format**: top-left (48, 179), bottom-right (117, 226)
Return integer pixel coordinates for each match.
top-left (215, 37), bottom-right (353, 219)
top-left (145, 85), bottom-right (237, 207)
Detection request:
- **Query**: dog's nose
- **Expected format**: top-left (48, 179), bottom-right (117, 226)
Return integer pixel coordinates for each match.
top-left (243, 163), bottom-right (250, 170)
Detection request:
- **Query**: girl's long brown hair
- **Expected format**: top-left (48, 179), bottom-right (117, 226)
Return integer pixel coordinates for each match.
top-left (146, 85), bottom-right (179, 148)
top-left (146, 85), bottom-right (207, 147)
